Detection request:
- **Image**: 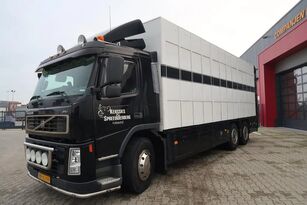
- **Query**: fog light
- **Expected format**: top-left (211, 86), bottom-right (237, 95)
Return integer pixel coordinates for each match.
top-left (26, 148), bottom-right (31, 161)
top-left (35, 151), bottom-right (42, 164)
top-left (57, 45), bottom-right (65, 54)
top-left (68, 148), bottom-right (81, 175)
top-left (78, 34), bottom-right (87, 45)
top-left (30, 150), bottom-right (36, 162)
top-left (42, 152), bottom-right (48, 166)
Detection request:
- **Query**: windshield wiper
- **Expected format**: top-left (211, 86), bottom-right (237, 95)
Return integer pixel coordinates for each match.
top-left (47, 91), bottom-right (70, 103)
top-left (47, 91), bottom-right (66, 96)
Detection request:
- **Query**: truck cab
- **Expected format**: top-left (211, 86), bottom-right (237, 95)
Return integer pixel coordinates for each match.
top-left (25, 20), bottom-right (162, 197)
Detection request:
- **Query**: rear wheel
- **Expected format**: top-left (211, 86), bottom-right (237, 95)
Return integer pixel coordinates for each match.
top-left (122, 137), bottom-right (155, 194)
top-left (239, 124), bottom-right (249, 145)
top-left (226, 124), bottom-right (239, 150)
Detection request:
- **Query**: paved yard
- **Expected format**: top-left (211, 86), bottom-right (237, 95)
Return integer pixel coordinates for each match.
top-left (0, 128), bottom-right (306, 205)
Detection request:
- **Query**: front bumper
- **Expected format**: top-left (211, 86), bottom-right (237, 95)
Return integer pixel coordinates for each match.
top-left (25, 137), bottom-right (122, 198)
top-left (27, 166), bottom-right (121, 198)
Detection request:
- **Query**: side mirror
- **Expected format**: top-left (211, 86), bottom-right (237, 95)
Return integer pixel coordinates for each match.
top-left (99, 56), bottom-right (124, 98)
top-left (105, 84), bottom-right (121, 98)
top-left (105, 56), bottom-right (124, 85)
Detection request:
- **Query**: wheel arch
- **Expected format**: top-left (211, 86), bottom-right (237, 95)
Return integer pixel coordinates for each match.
top-left (119, 123), bottom-right (167, 173)
top-left (238, 119), bottom-right (250, 134)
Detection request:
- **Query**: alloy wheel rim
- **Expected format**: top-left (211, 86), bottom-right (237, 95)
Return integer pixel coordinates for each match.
top-left (231, 129), bottom-right (238, 145)
top-left (243, 126), bottom-right (249, 140)
top-left (138, 149), bottom-right (151, 181)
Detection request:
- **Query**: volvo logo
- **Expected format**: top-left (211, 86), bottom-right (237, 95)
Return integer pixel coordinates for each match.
top-left (33, 116), bottom-right (56, 130)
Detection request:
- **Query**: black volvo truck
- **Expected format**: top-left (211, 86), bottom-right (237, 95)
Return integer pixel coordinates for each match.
top-left (24, 19), bottom-right (258, 198)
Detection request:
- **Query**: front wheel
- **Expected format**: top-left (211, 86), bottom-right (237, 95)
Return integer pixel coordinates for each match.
top-left (122, 137), bottom-right (155, 194)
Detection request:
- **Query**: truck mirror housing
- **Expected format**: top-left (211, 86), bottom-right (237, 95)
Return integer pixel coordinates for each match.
top-left (105, 84), bottom-right (121, 98)
top-left (106, 56), bottom-right (124, 85)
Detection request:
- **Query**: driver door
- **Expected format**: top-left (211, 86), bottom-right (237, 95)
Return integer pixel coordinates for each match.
top-left (94, 55), bottom-right (143, 159)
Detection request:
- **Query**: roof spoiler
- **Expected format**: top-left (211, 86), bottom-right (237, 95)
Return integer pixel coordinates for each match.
top-left (104, 19), bottom-right (145, 43)
top-left (92, 19), bottom-right (146, 49)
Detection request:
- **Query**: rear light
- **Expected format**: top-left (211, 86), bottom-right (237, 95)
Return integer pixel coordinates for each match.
top-left (68, 148), bottom-right (81, 175)
top-left (89, 144), bottom-right (93, 153)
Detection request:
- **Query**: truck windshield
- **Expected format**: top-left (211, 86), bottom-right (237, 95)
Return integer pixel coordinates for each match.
top-left (32, 56), bottom-right (95, 99)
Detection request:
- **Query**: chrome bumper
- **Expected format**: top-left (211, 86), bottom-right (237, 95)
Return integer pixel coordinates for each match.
top-left (27, 172), bottom-right (121, 198)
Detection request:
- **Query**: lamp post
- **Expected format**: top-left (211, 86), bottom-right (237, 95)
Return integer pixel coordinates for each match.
top-left (11, 90), bottom-right (16, 101)
top-left (6, 90), bottom-right (10, 101)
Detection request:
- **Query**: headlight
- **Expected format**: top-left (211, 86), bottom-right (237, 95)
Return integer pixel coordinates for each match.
top-left (68, 148), bottom-right (81, 175)
top-left (41, 152), bottom-right (48, 166)
top-left (26, 148), bottom-right (31, 161)
top-left (30, 150), bottom-right (36, 162)
top-left (35, 151), bottom-right (42, 164)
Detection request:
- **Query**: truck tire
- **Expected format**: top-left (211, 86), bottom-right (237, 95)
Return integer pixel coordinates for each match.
top-left (226, 124), bottom-right (239, 151)
top-left (239, 123), bottom-right (249, 145)
top-left (122, 137), bottom-right (155, 194)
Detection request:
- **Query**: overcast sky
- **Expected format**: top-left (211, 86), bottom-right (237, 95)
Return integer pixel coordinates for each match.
top-left (0, 0), bottom-right (299, 103)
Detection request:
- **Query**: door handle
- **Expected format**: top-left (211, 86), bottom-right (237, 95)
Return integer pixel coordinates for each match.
top-left (134, 112), bottom-right (143, 119)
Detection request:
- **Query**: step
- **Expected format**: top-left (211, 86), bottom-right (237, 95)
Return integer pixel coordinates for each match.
top-left (98, 177), bottom-right (121, 186)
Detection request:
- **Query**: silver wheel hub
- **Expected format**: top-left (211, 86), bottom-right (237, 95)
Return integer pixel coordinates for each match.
top-left (138, 150), bottom-right (151, 181)
top-left (243, 126), bottom-right (249, 140)
top-left (231, 129), bottom-right (238, 144)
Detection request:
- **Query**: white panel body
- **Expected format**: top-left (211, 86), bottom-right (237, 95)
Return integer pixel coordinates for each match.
top-left (203, 102), bottom-right (213, 123)
top-left (181, 101), bottom-right (193, 127)
top-left (191, 52), bottom-right (202, 73)
top-left (212, 102), bottom-right (221, 122)
top-left (179, 48), bottom-right (191, 71)
top-left (164, 42), bottom-right (179, 68)
top-left (193, 102), bottom-right (204, 125)
top-left (164, 100), bottom-right (181, 129)
top-left (180, 81), bottom-right (193, 101)
top-left (202, 56), bottom-right (211, 76)
top-left (211, 61), bottom-right (220, 78)
top-left (135, 17), bottom-right (256, 131)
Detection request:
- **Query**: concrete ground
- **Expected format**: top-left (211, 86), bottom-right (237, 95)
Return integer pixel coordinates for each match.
top-left (0, 128), bottom-right (306, 205)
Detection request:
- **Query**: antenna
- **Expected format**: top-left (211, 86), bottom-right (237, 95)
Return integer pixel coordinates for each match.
top-left (109, 6), bottom-right (111, 31)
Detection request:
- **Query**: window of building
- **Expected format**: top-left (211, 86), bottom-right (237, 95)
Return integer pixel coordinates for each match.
top-left (280, 64), bottom-right (307, 120)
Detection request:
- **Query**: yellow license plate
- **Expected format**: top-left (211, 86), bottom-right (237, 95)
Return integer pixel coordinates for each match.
top-left (38, 172), bottom-right (51, 184)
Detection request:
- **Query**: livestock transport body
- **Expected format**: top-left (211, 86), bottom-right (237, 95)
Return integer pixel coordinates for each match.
top-left (24, 17), bottom-right (258, 198)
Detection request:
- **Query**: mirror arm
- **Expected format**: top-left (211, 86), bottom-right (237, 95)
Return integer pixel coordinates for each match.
top-left (89, 86), bottom-right (101, 94)
top-left (90, 81), bottom-right (121, 94)
top-left (100, 81), bottom-right (121, 88)
top-left (100, 82), bottom-right (112, 88)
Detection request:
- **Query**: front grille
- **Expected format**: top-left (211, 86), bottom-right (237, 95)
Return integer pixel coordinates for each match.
top-left (26, 115), bottom-right (69, 134)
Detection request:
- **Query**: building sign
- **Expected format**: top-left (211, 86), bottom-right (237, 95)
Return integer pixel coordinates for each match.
top-left (275, 8), bottom-right (306, 39)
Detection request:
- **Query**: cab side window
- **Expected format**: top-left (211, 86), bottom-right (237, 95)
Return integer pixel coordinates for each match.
top-left (121, 60), bottom-right (137, 95)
